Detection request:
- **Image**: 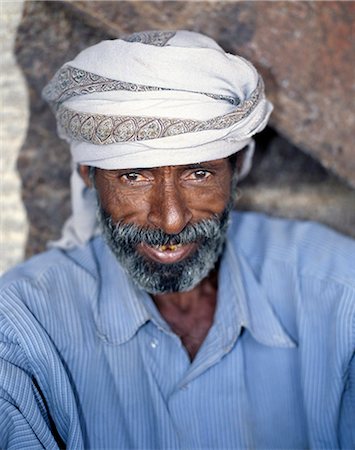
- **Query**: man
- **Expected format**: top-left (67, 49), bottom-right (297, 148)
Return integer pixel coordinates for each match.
top-left (0, 30), bottom-right (354, 449)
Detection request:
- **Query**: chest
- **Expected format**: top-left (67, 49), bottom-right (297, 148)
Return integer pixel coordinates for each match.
top-left (62, 325), bottom-right (333, 449)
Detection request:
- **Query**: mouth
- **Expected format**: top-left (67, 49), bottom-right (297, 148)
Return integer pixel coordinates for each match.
top-left (137, 242), bottom-right (198, 264)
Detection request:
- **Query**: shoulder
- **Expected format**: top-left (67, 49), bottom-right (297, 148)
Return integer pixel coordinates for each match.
top-left (0, 239), bottom-right (103, 346)
top-left (230, 211), bottom-right (355, 362)
top-left (0, 236), bottom-right (106, 348)
top-left (0, 238), bottom-right (102, 305)
top-left (230, 211), bottom-right (355, 289)
top-left (1, 239), bottom-right (99, 291)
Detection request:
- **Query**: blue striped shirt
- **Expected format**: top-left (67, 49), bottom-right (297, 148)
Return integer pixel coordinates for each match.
top-left (1, 211), bottom-right (354, 449)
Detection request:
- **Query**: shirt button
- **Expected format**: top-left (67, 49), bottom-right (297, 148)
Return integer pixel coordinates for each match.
top-left (181, 384), bottom-right (189, 390)
top-left (150, 338), bottom-right (159, 349)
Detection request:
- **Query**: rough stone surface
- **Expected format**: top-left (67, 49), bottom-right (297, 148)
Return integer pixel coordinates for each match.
top-left (240, 131), bottom-right (355, 238)
top-left (0, 0), bottom-right (28, 273)
top-left (14, 1), bottom-right (355, 257)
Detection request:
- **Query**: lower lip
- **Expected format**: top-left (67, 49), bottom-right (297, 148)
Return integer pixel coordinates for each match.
top-left (137, 242), bottom-right (198, 264)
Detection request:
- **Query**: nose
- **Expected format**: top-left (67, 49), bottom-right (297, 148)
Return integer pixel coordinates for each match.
top-left (147, 183), bottom-right (192, 235)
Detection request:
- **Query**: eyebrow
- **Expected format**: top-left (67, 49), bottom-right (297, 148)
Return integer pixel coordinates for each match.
top-left (182, 161), bottom-right (224, 170)
top-left (182, 163), bottom-right (206, 169)
top-left (116, 161), bottom-right (222, 173)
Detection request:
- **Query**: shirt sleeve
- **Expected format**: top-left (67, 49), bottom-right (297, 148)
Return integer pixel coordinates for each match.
top-left (0, 282), bottom-right (84, 450)
top-left (0, 355), bottom-right (62, 449)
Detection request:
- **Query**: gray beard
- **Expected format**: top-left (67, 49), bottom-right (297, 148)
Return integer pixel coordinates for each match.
top-left (97, 206), bottom-right (232, 294)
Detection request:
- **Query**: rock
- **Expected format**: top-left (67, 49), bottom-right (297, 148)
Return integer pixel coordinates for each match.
top-left (14, 1), bottom-right (355, 256)
top-left (238, 132), bottom-right (355, 238)
top-left (0, 0), bottom-right (28, 273)
top-left (243, 2), bottom-right (355, 187)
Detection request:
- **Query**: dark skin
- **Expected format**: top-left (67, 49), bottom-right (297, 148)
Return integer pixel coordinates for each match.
top-left (80, 156), bottom-right (239, 360)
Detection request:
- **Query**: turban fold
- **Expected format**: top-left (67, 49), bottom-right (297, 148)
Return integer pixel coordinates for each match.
top-left (43, 30), bottom-right (273, 248)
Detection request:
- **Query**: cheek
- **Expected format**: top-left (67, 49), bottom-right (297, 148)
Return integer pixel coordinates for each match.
top-left (187, 180), bottom-right (231, 215)
top-left (97, 182), bottom-right (152, 223)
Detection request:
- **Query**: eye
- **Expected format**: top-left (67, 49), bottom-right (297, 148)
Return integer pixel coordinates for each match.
top-left (120, 172), bottom-right (146, 183)
top-left (189, 169), bottom-right (212, 180)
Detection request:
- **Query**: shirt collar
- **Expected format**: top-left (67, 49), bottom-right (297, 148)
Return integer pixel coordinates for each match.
top-left (218, 228), bottom-right (296, 349)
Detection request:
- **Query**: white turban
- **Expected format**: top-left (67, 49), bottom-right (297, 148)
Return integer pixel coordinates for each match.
top-left (43, 30), bottom-right (273, 248)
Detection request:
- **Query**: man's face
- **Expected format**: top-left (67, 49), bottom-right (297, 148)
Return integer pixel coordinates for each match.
top-left (82, 158), bottom-right (236, 293)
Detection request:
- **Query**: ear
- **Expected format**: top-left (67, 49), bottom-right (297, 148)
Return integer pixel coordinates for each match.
top-left (78, 165), bottom-right (93, 188)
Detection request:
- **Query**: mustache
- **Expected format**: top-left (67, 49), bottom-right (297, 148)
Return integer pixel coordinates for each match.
top-left (101, 208), bottom-right (230, 247)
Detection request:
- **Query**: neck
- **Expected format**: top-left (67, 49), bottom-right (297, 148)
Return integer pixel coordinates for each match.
top-left (152, 270), bottom-right (218, 361)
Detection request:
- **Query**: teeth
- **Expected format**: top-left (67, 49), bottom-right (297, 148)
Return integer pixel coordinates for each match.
top-left (158, 244), bottom-right (182, 252)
